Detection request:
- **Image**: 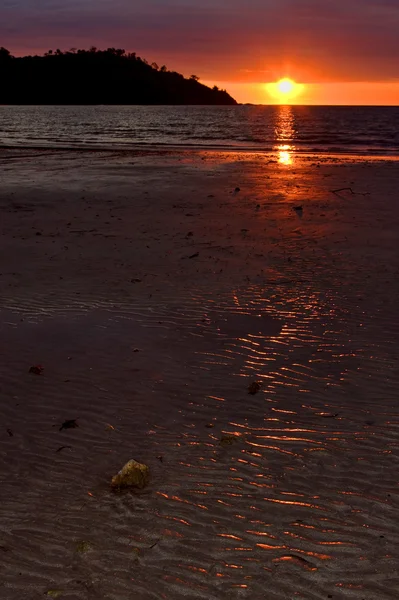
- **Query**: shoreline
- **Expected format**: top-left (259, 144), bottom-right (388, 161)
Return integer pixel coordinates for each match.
top-left (1, 144), bottom-right (399, 163)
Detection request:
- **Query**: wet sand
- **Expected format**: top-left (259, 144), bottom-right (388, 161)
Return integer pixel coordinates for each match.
top-left (0, 148), bottom-right (399, 599)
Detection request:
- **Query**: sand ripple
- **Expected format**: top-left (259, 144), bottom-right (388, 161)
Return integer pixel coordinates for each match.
top-left (1, 274), bottom-right (399, 600)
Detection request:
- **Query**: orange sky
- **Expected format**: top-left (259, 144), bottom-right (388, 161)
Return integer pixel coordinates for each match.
top-left (2, 0), bottom-right (399, 105)
top-left (206, 82), bottom-right (399, 105)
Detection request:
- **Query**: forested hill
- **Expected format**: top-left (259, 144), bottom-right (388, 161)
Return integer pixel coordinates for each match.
top-left (0, 47), bottom-right (237, 105)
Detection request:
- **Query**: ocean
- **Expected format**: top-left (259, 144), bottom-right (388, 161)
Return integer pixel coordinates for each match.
top-left (0, 104), bottom-right (398, 156)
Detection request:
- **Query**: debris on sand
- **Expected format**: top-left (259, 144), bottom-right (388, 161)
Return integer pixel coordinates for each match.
top-left (29, 365), bottom-right (43, 375)
top-left (293, 205), bottom-right (303, 212)
top-left (59, 419), bottom-right (78, 431)
top-left (248, 381), bottom-right (262, 395)
top-left (76, 540), bottom-right (94, 554)
top-left (188, 252), bottom-right (199, 259)
top-left (318, 412), bottom-right (339, 419)
top-left (220, 435), bottom-right (238, 447)
top-left (111, 459), bottom-right (150, 490)
top-left (234, 187), bottom-right (241, 193)
top-left (46, 591), bottom-right (63, 598)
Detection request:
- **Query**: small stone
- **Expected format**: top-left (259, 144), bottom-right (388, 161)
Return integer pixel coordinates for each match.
top-left (111, 459), bottom-right (150, 490)
top-left (248, 381), bottom-right (262, 395)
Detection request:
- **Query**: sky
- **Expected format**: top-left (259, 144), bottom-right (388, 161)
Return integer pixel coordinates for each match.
top-left (1, 0), bottom-right (399, 104)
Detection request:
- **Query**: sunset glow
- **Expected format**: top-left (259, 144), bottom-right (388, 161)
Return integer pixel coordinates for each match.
top-left (265, 79), bottom-right (305, 104)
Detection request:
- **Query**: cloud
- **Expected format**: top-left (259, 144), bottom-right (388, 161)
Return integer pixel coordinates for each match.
top-left (0, 0), bottom-right (398, 81)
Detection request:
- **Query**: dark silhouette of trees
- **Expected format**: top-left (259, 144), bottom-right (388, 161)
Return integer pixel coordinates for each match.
top-left (0, 47), bottom-right (236, 105)
top-left (0, 47), bottom-right (11, 61)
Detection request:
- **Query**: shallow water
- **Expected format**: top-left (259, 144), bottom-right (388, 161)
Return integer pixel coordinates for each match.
top-left (1, 276), bottom-right (398, 599)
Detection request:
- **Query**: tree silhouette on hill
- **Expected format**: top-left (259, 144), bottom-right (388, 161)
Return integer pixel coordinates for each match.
top-left (0, 47), bottom-right (237, 105)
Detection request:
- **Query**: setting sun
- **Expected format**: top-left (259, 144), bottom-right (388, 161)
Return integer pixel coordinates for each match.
top-left (265, 78), bottom-right (305, 104)
top-left (277, 78), bottom-right (295, 94)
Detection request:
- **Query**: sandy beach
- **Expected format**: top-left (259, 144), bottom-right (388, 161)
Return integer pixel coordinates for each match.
top-left (0, 147), bottom-right (399, 600)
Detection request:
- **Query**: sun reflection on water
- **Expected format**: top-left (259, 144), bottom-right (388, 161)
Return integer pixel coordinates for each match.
top-left (274, 105), bottom-right (296, 165)
top-left (278, 146), bottom-right (293, 165)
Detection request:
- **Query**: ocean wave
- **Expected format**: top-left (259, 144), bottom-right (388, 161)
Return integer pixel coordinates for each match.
top-left (1, 105), bottom-right (399, 157)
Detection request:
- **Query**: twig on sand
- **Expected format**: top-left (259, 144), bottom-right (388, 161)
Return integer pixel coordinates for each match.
top-left (331, 187), bottom-right (370, 197)
top-left (56, 445), bottom-right (72, 452)
top-left (332, 187), bottom-right (355, 195)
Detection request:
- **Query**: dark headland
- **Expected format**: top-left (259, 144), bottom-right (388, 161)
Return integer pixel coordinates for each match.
top-left (0, 46), bottom-right (237, 105)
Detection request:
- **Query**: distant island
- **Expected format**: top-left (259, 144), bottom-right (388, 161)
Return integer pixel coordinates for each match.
top-left (0, 46), bottom-right (237, 105)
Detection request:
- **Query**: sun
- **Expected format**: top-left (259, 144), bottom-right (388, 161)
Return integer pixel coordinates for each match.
top-left (277, 78), bottom-right (295, 94)
top-left (265, 78), bottom-right (305, 103)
